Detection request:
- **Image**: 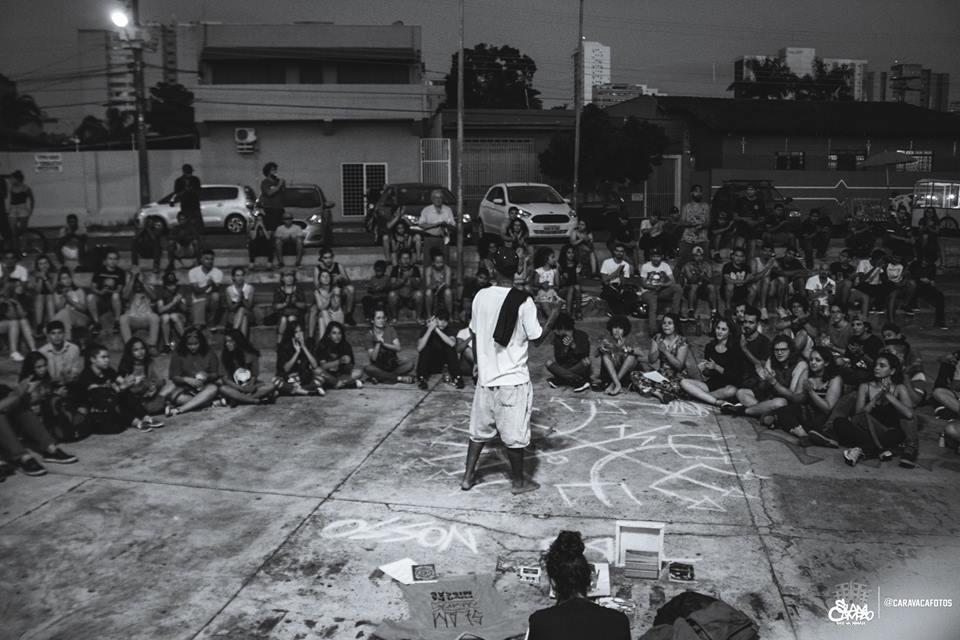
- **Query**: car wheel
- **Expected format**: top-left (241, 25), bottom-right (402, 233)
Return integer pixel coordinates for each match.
top-left (225, 215), bottom-right (247, 234)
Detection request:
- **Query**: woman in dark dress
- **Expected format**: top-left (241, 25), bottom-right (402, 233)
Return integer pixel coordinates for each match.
top-left (680, 317), bottom-right (743, 408)
top-left (527, 530), bottom-right (631, 640)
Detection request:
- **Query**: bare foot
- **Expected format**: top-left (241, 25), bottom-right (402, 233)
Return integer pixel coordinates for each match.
top-left (607, 384), bottom-right (622, 396)
top-left (511, 480), bottom-right (541, 495)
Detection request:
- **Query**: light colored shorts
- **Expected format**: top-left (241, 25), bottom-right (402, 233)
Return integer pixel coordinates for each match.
top-left (469, 381), bottom-right (533, 449)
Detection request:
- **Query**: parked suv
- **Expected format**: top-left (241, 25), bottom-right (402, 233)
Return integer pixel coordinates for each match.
top-left (710, 180), bottom-right (801, 224)
top-left (283, 184), bottom-right (335, 247)
top-left (135, 184), bottom-right (260, 234)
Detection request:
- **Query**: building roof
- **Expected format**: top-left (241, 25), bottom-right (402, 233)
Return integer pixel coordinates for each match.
top-left (608, 96), bottom-right (960, 137)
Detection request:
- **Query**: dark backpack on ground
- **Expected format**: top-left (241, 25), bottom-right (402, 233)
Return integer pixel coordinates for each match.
top-left (639, 591), bottom-right (759, 640)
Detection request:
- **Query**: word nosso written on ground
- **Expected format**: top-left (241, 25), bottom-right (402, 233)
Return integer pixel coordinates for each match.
top-left (418, 396), bottom-right (767, 513)
top-left (321, 516), bottom-right (479, 554)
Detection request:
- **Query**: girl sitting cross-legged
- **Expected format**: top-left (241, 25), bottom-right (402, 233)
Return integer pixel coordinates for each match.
top-left (680, 317), bottom-right (743, 409)
top-left (219, 328), bottom-right (280, 405)
top-left (315, 321), bottom-right (363, 390)
top-left (765, 345), bottom-right (844, 446)
top-left (118, 337), bottom-right (173, 417)
top-left (73, 343), bottom-right (161, 433)
top-left (166, 326), bottom-right (221, 416)
top-left (275, 320), bottom-right (324, 396)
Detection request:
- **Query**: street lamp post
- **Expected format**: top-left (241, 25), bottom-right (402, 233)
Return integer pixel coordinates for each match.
top-left (112, 1), bottom-right (150, 205)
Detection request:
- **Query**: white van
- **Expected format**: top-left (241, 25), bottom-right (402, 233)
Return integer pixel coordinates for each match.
top-left (910, 179), bottom-right (960, 234)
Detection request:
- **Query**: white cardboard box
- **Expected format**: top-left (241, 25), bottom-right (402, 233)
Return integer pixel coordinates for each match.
top-left (615, 520), bottom-right (665, 568)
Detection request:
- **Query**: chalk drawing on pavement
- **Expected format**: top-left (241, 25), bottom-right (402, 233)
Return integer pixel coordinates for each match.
top-left (321, 516), bottom-right (479, 554)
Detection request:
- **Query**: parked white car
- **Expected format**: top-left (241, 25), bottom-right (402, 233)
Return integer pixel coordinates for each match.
top-left (134, 184), bottom-right (261, 234)
top-left (476, 183), bottom-right (577, 240)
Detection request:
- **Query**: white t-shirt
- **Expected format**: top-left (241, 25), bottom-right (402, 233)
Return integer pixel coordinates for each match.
top-left (188, 266), bottom-right (224, 298)
top-left (0, 264), bottom-right (29, 283)
top-left (470, 286), bottom-right (542, 387)
top-left (420, 204), bottom-right (455, 237)
top-left (804, 275), bottom-right (835, 307)
top-left (274, 224), bottom-right (304, 241)
top-left (855, 259), bottom-right (881, 285)
top-left (535, 266), bottom-right (557, 288)
top-left (225, 282), bottom-right (254, 304)
top-left (639, 261), bottom-right (673, 291)
top-left (600, 258), bottom-right (631, 286)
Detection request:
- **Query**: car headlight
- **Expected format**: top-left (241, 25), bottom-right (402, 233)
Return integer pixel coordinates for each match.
top-left (403, 214), bottom-right (418, 225)
top-left (308, 214), bottom-right (322, 224)
top-left (461, 213), bottom-right (471, 223)
top-left (516, 208), bottom-right (532, 218)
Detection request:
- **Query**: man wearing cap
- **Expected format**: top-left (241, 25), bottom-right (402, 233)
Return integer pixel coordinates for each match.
top-left (461, 247), bottom-right (557, 495)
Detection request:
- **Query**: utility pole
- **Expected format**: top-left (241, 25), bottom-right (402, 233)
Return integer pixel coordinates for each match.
top-left (455, 0), bottom-right (465, 285)
top-left (572, 0), bottom-right (584, 211)
top-left (131, 0), bottom-right (151, 205)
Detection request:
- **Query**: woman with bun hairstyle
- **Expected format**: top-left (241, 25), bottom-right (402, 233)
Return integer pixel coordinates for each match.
top-left (527, 530), bottom-right (631, 640)
top-left (219, 328), bottom-right (279, 405)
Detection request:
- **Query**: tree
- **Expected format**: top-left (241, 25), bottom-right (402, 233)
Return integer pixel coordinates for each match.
top-left (442, 44), bottom-right (542, 109)
top-left (147, 82), bottom-right (195, 135)
top-left (729, 57), bottom-right (854, 101)
top-left (539, 104), bottom-right (667, 192)
top-left (73, 115), bottom-right (109, 145)
top-left (0, 73), bottom-right (44, 132)
top-left (795, 59), bottom-right (853, 101)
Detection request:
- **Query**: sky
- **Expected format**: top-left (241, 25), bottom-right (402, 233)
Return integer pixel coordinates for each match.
top-left (2, 0), bottom-right (958, 132)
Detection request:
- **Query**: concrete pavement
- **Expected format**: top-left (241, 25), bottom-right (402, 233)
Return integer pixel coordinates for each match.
top-left (2, 325), bottom-right (960, 640)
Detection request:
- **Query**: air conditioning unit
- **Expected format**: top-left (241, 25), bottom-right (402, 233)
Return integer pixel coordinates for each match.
top-left (234, 127), bottom-right (257, 154)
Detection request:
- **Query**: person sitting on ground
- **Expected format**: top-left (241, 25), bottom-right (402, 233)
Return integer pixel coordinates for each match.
top-left (38, 320), bottom-right (82, 386)
top-left (167, 211), bottom-right (202, 269)
top-left (680, 317), bottom-right (743, 408)
top-left (166, 327), bottom-right (221, 416)
top-left (838, 315), bottom-right (882, 385)
top-left (527, 530), bottom-right (631, 640)
top-left (156, 270), bottom-right (188, 353)
top-left (773, 296), bottom-right (817, 361)
top-left (132, 217), bottom-right (166, 273)
top-left (17, 351), bottom-right (58, 433)
top-left (545, 312), bottom-right (591, 392)
top-left (314, 321), bottom-right (363, 391)
top-left (907, 251), bottom-right (947, 330)
top-left (274, 212), bottom-right (305, 267)
top-left (459, 267), bottom-right (491, 324)
top-left (777, 247), bottom-right (810, 301)
top-left (830, 248), bottom-right (857, 308)
top-left (880, 253), bottom-right (915, 323)
top-left (56, 213), bottom-right (88, 267)
top-left (118, 337), bottom-right (172, 417)
top-left (31, 254), bottom-right (57, 333)
top-left (311, 268), bottom-right (343, 340)
top-left (316, 247), bottom-right (357, 326)
top-left (555, 245), bottom-right (583, 321)
top-left (767, 345), bottom-right (843, 446)
top-left (0, 372), bottom-right (77, 477)
top-left (119, 268), bottom-right (160, 350)
top-left (816, 302), bottom-right (852, 363)
top-left (804, 262), bottom-right (836, 320)
top-left (835, 353), bottom-right (918, 468)
top-left (454, 324), bottom-right (477, 382)
top-left (638, 248), bottom-right (683, 333)
top-left (732, 334), bottom-right (808, 421)
top-left (568, 218), bottom-right (598, 276)
top-left (219, 328), bottom-right (279, 405)
top-left (532, 247), bottom-right (563, 318)
top-left (851, 249), bottom-right (888, 316)
top-left (361, 260), bottom-right (392, 323)
top-left (247, 214), bottom-right (273, 270)
top-left (274, 320), bottom-right (324, 396)
top-left (596, 314), bottom-right (639, 396)
top-left (86, 248), bottom-right (129, 335)
top-left (414, 308), bottom-right (462, 390)
top-left (932, 349), bottom-right (960, 422)
top-left (424, 246), bottom-right (455, 317)
top-left (387, 249), bottom-right (424, 323)
top-left (224, 266), bottom-right (254, 337)
top-left (270, 268), bottom-right (309, 340)
top-left (364, 308), bottom-right (415, 384)
top-left (634, 313), bottom-right (689, 404)
top-left (751, 243), bottom-right (781, 320)
top-left (74, 343), bottom-right (160, 432)
top-left (721, 248), bottom-right (757, 315)
top-left (718, 306), bottom-right (771, 414)
top-left (880, 323), bottom-right (927, 407)
top-left (187, 249), bottom-right (223, 330)
top-left (679, 245), bottom-right (717, 320)
top-left (599, 243), bottom-right (639, 316)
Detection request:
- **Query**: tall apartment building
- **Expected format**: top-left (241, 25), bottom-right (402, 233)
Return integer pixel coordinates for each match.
top-left (822, 57), bottom-right (868, 101)
top-left (778, 47), bottom-right (816, 78)
top-left (865, 63), bottom-right (950, 111)
top-left (581, 41), bottom-right (611, 103)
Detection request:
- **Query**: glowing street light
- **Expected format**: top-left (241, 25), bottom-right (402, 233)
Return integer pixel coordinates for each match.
top-left (110, 9), bottom-right (129, 28)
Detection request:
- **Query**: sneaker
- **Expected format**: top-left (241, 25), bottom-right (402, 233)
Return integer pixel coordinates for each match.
top-left (806, 429), bottom-right (839, 449)
top-left (898, 441), bottom-right (918, 469)
top-left (878, 449), bottom-right (894, 462)
top-left (417, 376), bottom-right (428, 390)
top-left (143, 416), bottom-right (165, 429)
top-left (41, 448), bottom-right (78, 464)
top-left (397, 375), bottom-right (415, 384)
top-left (788, 426), bottom-right (809, 439)
top-left (590, 381), bottom-right (607, 392)
top-left (843, 447), bottom-right (864, 467)
top-left (20, 457), bottom-right (47, 476)
top-left (354, 379), bottom-right (364, 389)
top-left (574, 381), bottom-right (591, 393)
top-left (133, 419), bottom-right (153, 432)
top-left (10, 351), bottom-right (24, 362)
top-left (315, 386), bottom-right (326, 396)
top-left (546, 378), bottom-right (559, 389)
top-left (454, 377), bottom-right (465, 389)
top-left (719, 401), bottom-right (745, 416)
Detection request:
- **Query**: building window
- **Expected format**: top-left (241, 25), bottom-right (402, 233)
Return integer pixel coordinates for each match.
top-left (336, 62), bottom-right (409, 84)
top-left (896, 149), bottom-right (933, 172)
top-left (827, 151), bottom-right (865, 171)
top-left (209, 61), bottom-right (286, 84)
top-left (775, 151), bottom-right (805, 170)
top-left (341, 163), bottom-right (388, 217)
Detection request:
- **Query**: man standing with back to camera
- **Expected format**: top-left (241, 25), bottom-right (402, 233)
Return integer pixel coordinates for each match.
top-left (461, 247), bottom-right (557, 495)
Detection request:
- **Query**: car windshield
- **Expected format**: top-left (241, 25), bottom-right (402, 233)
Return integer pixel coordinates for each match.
top-left (157, 192), bottom-right (176, 205)
top-left (508, 185), bottom-right (564, 205)
top-left (396, 186), bottom-right (455, 206)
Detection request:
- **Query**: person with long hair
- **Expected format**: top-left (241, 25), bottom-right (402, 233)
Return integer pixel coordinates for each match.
top-left (531, 247), bottom-right (562, 318)
top-left (596, 315), bottom-right (638, 396)
top-left (634, 313), bottom-right (689, 404)
top-left (119, 268), bottom-right (160, 349)
top-left (835, 353), bottom-right (917, 468)
top-left (734, 334), bottom-right (809, 420)
top-left (74, 343), bottom-right (160, 432)
top-left (527, 530), bottom-right (630, 639)
top-left (503, 218), bottom-right (532, 290)
top-left (166, 327), bottom-right (221, 416)
top-left (156, 269), bottom-right (188, 353)
top-left (224, 266), bottom-right (254, 336)
top-left (275, 320), bottom-right (324, 396)
top-left (315, 321), bottom-right (363, 390)
top-left (31, 254), bottom-right (57, 335)
top-left (680, 317), bottom-right (743, 408)
top-left (270, 268), bottom-right (309, 339)
top-left (568, 218), bottom-right (598, 276)
top-left (311, 267), bottom-right (344, 340)
top-left (118, 337), bottom-right (172, 416)
top-left (363, 308), bottom-right (415, 384)
top-left (557, 244), bottom-right (582, 320)
top-left (767, 345), bottom-right (844, 446)
top-left (219, 328), bottom-right (279, 404)
top-left (390, 219), bottom-right (420, 266)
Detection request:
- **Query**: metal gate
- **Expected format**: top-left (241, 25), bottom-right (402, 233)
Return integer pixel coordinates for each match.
top-left (644, 154), bottom-right (682, 216)
top-left (461, 138), bottom-right (540, 212)
top-left (420, 138), bottom-right (451, 188)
